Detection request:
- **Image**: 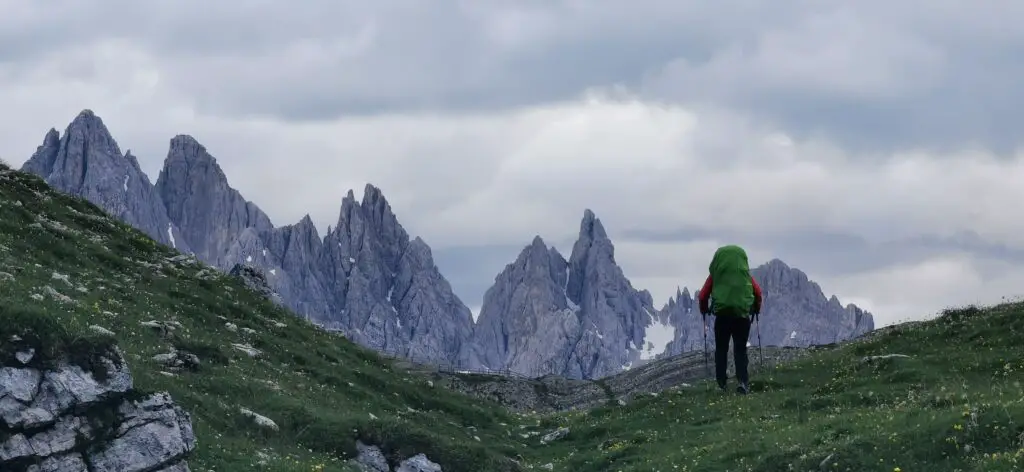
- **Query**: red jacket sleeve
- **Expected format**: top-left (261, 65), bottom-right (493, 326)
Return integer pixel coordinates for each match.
top-left (751, 276), bottom-right (762, 314)
top-left (697, 275), bottom-right (713, 314)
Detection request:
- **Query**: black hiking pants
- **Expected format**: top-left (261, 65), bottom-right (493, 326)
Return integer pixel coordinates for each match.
top-left (713, 314), bottom-right (752, 388)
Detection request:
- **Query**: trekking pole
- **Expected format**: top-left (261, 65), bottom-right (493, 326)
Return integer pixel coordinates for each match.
top-left (702, 312), bottom-right (710, 378)
top-left (756, 314), bottom-right (764, 368)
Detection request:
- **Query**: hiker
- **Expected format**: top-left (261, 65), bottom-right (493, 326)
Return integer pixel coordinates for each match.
top-left (697, 244), bottom-right (762, 394)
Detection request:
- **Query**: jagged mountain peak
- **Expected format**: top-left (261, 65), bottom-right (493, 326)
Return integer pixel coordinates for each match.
top-left (162, 134), bottom-right (228, 179)
top-left (318, 183), bottom-right (473, 363)
top-left (530, 234), bottom-right (547, 249)
top-left (42, 128), bottom-right (59, 145)
top-left (20, 109), bottom-right (186, 251)
top-left (64, 109), bottom-right (122, 156)
top-left (74, 108), bottom-right (98, 119)
top-left (578, 208), bottom-right (608, 241)
top-left (67, 109), bottom-right (105, 133)
top-left (362, 183), bottom-right (386, 205)
top-left (170, 133), bottom-right (203, 147)
top-left (753, 258), bottom-right (822, 300)
top-left (661, 286), bottom-right (696, 311)
top-left (507, 235), bottom-right (560, 275)
top-left (360, 183), bottom-right (402, 232)
top-left (156, 132), bottom-right (273, 264)
top-left (298, 213), bottom-right (316, 227)
top-left (333, 184), bottom-right (409, 251)
top-left (474, 209), bottom-right (663, 379)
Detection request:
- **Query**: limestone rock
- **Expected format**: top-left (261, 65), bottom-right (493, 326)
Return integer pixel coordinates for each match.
top-left (0, 345), bottom-right (195, 471)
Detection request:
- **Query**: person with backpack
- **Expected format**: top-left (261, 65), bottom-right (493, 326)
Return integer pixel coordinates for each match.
top-left (697, 244), bottom-right (763, 394)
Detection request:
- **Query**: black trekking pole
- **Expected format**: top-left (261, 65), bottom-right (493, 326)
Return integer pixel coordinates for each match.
top-left (702, 312), bottom-right (710, 379)
top-left (756, 314), bottom-right (764, 368)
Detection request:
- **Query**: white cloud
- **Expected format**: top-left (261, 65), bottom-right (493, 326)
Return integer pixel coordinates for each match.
top-left (825, 254), bottom-right (1024, 326)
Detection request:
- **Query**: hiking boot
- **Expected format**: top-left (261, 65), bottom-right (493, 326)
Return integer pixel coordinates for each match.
top-left (736, 383), bottom-right (749, 395)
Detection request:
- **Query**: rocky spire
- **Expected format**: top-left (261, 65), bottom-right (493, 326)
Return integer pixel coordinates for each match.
top-left (19, 109), bottom-right (188, 251)
top-left (472, 210), bottom-right (660, 379)
top-left (318, 184), bottom-right (475, 364)
top-left (155, 134), bottom-right (273, 265)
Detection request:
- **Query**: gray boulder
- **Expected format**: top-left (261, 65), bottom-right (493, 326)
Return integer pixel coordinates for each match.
top-left (351, 442), bottom-right (443, 472)
top-left (0, 346), bottom-right (195, 471)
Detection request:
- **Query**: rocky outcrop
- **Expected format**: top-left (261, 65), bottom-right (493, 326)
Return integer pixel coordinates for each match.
top-left (472, 210), bottom-right (667, 380)
top-left (0, 342), bottom-right (195, 471)
top-left (155, 135), bottom-right (273, 267)
top-left (659, 259), bottom-right (875, 356)
top-left (20, 110), bottom-right (189, 252)
top-left (229, 263), bottom-right (283, 306)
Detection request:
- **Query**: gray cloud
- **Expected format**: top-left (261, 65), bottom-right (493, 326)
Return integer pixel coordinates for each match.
top-left (3, 1), bottom-right (1024, 151)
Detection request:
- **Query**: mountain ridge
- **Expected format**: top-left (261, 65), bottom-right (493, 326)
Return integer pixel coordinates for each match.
top-left (19, 109), bottom-right (875, 379)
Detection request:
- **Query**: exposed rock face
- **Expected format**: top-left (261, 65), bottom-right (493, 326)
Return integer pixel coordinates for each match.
top-left (24, 110), bottom-right (476, 367)
top-left (0, 345), bottom-right (195, 471)
top-left (152, 145), bottom-right (477, 365)
top-left (20, 110), bottom-right (189, 252)
top-left (471, 236), bottom-right (581, 377)
top-left (260, 216), bottom-right (331, 320)
top-left (472, 210), bottom-right (668, 380)
top-left (750, 259), bottom-right (875, 346)
top-left (659, 259), bottom-right (875, 356)
top-left (317, 187), bottom-right (475, 364)
top-left (657, 288), bottom-right (705, 355)
top-left (155, 135), bottom-right (273, 266)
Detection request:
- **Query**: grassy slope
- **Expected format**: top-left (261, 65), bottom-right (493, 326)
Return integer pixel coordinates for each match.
top-left (0, 164), bottom-right (526, 472)
top-left (3, 162), bottom-right (1023, 471)
top-left (522, 306), bottom-right (1024, 471)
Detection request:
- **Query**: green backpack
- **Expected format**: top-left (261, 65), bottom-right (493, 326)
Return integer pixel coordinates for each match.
top-left (708, 245), bottom-right (755, 317)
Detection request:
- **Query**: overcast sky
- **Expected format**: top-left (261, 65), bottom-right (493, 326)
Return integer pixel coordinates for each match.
top-left (3, 0), bottom-right (1024, 327)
